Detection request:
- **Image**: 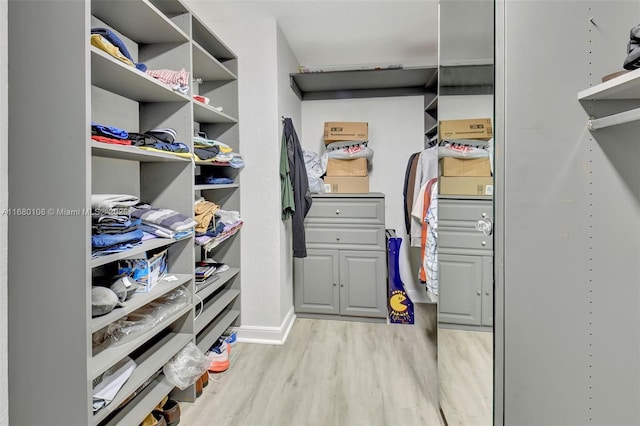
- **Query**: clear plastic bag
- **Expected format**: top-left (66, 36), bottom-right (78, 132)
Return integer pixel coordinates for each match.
top-left (163, 342), bottom-right (210, 390)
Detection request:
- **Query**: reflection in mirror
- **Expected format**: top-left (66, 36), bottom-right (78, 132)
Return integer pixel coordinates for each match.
top-left (436, 1), bottom-right (494, 426)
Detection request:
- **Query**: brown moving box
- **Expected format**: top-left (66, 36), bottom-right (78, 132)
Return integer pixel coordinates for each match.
top-left (439, 157), bottom-right (491, 177)
top-left (439, 176), bottom-right (493, 196)
top-left (324, 122), bottom-right (368, 143)
top-left (326, 158), bottom-right (368, 177)
top-left (439, 118), bottom-right (493, 141)
top-left (324, 176), bottom-right (369, 194)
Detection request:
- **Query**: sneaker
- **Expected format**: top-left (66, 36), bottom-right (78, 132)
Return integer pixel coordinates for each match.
top-left (224, 330), bottom-right (237, 348)
top-left (207, 341), bottom-right (229, 373)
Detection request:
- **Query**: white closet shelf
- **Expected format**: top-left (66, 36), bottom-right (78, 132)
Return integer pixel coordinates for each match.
top-left (193, 101), bottom-right (238, 124)
top-left (92, 332), bottom-right (191, 425)
top-left (578, 68), bottom-right (640, 101)
top-left (91, 48), bottom-right (190, 103)
top-left (194, 183), bottom-right (239, 190)
top-left (194, 160), bottom-right (239, 167)
top-left (191, 15), bottom-right (236, 61)
top-left (91, 304), bottom-right (192, 380)
top-left (101, 374), bottom-right (175, 426)
top-left (196, 309), bottom-right (240, 353)
top-left (92, 0), bottom-right (188, 44)
top-left (91, 238), bottom-right (177, 269)
top-left (91, 273), bottom-right (193, 332)
top-left (196, 268), bottom-right (240, 300)
top-left (194, 289), bottom-right (240, 335)
top-left (192, 42), bottom-right (237, 82)
top-left (91, 142), bottom-right (191, 163)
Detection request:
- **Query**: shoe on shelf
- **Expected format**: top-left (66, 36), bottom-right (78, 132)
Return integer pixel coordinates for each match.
top-left (207, 341), bottom-right (230, 373)
top-left (141, 411), bottom-right (167, 426)
top-left (223, 330), bottom-right (237, 348)
top-left (154, 396), bottom-right (181, 426)
top-left (195, 375), bottom-right (203, 398)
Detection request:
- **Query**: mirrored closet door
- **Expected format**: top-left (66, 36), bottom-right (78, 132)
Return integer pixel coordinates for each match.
top-left (436, 1), bottom-right (495, 425)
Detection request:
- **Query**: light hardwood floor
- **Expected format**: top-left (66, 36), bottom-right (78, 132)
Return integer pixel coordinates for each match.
top-left (438, 328), bottom-right (493, 426)
top-left (181, 304), bottom-right (443, 426)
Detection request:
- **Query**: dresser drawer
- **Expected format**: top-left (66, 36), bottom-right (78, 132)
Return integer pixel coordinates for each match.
top-left (306, 197), bottom-right (384, 224)
top-left (305, 224), bottom-right (385, 250)
top-left (439, 199), bottom-right (492, 223)
top-left (438, 228), bottom-right (493, 251)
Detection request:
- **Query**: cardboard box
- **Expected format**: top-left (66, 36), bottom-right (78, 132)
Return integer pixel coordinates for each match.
top-left (439, 176), bottom-right (493, 196)
top-left (324, 122), bottom-right (368, 143)
top-left (439, 157), bottom-right (491, 177)
top-left (326, 158), bottom-right (368, 177)
top-left (324, 176), bottom-right (369, 193)
top-left (118, 248), bottom-right (168, 293)
top-left (439, 118), bottom-right (493, 141)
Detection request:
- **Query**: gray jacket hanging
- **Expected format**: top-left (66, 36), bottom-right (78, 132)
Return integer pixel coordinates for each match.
top-left (283, 118), bottom-right (312, 258)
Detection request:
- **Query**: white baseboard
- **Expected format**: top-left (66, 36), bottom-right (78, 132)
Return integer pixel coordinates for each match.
top-left (236, 306), bottom-right (296, 345)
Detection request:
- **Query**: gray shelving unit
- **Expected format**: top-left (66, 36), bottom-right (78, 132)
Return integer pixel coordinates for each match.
top-left (7, 0), bottom-right (240, 423)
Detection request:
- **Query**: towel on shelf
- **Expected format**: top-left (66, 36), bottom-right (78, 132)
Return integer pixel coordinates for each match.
top-left (131, 204), bottom-right (197, 233)
top-left (91, 194), bottom-right (140, 213)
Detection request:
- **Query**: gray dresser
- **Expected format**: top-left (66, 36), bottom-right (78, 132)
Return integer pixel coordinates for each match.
top-left (438, 196), bottom-right (493, 329)
top-left (294, 193), bottom-right (387, 321)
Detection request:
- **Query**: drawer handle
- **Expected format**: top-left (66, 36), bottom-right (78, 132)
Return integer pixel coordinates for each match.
top-left (482, 212), bottom-right (487, 218)
top-left (481, 241), bottom-right (487, 246)
top-left (340, 283), bottom-right (345, 288)
top-left (476, 290), bottom-right (482, 296)
top-left (485, 290), bottom-right (490, 296)
top-left (333, 283), bottom-right (337, 287)
top-left (336, 236), bottom-right (340, 241)
top-left (336, 209), bottom-right (340, 215)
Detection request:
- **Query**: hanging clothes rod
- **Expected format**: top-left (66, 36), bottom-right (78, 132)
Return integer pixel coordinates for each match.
top-left (587, 107), bottom-right (640, 131)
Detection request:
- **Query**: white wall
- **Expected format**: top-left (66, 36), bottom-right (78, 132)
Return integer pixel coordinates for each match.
top-left (301, 96), bottom-right (426, 301)
top-left (438, 94), bottom-right (493, 120)
top-left (276, 24), bottom-right (302, 324)
top-left (186, 3), bottom-right (300, 343)
top-left (0, 0), bottom-right (8, 423)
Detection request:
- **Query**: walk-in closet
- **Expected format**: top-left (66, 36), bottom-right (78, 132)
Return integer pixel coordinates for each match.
top-left (3, 0), bottom-right (640, 425)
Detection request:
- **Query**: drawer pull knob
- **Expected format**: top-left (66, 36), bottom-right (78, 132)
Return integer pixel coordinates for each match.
top-left (340, 283), bottom-right (345, 288)
top-left (477, 290), bottom-right (482, 296)
top-left (481, 241), bottom-right (487, 246)
top-left (333, 283), bottom-right (337, 287)
top-left (485, 290), bottom-right (490, 296)
top-left (336, 236), bottom-right (340, 241)
top-left (482, 212), bottom-right (487, 218)
top-left (336, 209), bottom-right (340, 215)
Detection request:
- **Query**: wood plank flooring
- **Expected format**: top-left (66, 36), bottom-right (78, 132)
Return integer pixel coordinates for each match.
top-left (181, 303), bottom-right (443, 426)
top-left (438, 328), bottom-right (493, 426)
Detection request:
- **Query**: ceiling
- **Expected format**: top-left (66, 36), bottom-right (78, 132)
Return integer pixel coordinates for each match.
top-left (183, 0), bottom-right (440, 69)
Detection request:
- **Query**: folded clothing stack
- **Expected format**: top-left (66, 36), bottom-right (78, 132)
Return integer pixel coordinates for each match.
top-left (91, 122), bottom-right (131, 146)
top-left (132, 204), bottom-right (197, 240)
top-left (197, 210), bottom-right (243, 250)
top-left (91, 194), bottom-right (143, 257)
top-left (128, 127), bottom-right (191, 158)
top-left (91, 27), bottom-right (147, 72)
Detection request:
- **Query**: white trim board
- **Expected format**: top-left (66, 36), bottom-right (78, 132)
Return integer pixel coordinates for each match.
top-left (236, 307), bottom-right (296, 345)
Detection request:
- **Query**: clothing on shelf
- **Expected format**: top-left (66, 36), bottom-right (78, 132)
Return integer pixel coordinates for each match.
top-left (91, 27), bottom-right (147, 72)
top-left (91, 193), bottom-right (139, 214)
top-left (91, 122), bottom-right (129, 140)
top-left (131, 204), bottom-right (198, 234)
top-left (624, 24), bottom-right (640, 70)
top-left (90, 34), bottom-right (135, 68)
top-left (146, 68), bottom-right (190, 94)
top-left (202, 177), bottom-right (234, 185)
top-left (281, 118), bottom-right (312, 258)
top-left (194, 199), bottom-right (220, 234)
top-left (92, 356), bottom-right (137, 412)
top-left (193, 95), bottom-right (210, 105)
top-left (91, 135), bottom-right (131, 146)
